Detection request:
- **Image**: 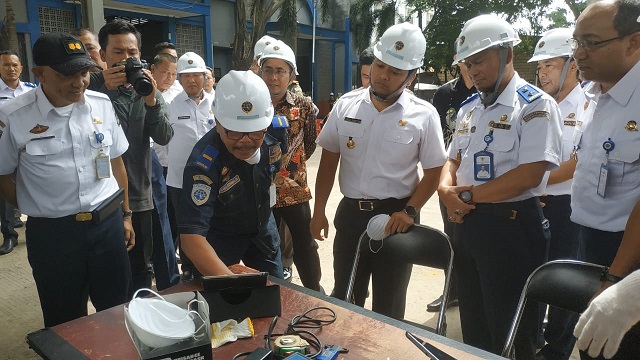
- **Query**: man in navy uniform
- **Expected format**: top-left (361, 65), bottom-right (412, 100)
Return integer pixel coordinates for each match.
top-left (178, 70), bottom-right (286, 278)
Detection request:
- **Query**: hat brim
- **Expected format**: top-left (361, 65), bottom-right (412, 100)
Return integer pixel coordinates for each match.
top-left (49, 57), bottom-right (101, 76)
top-left (179, 68), bottom-right (206, 74)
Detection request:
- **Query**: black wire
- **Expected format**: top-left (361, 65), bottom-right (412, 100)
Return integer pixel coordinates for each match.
top-left (231, 351), bottom-right (253, 360)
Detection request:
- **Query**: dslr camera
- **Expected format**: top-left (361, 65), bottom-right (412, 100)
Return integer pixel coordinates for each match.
top-left (113, 57), bottom-right (153, 96)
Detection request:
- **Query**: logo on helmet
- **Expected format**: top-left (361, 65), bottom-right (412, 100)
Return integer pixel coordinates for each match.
top-left (241, 101), bottom-right (253, 114)
top-left (273, 46), bottom-right (280, 51)
top-left (188, 59), bottom-right (194, 64)
top-left (538, 41), bottom-right (545, 49)
top-left (395, 41), bottom-right (404, 51)
top-left (459, 36), bottom-right (466, 46)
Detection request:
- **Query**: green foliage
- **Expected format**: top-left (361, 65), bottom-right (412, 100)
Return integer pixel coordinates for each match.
top-left (350, 0), bottom-right (400, 52)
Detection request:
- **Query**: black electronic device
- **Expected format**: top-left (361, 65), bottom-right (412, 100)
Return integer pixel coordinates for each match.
top-left (201, 271), bottom-right (269, 291)
top-left (405, 332), bottom-right (456, 360)
top-left (113, 57), bottom-right (152, 96)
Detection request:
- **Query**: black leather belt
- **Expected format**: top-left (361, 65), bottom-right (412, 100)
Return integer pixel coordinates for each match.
top-left (473, 197), bottom-right (540, 220)
top-left (75, 188), bottom-right (124, 223)
top-left (344, 197), bottom-right (409, 211)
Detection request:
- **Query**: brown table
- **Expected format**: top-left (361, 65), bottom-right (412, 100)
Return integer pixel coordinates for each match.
top-left (27, 276), bottom-right (507, 359)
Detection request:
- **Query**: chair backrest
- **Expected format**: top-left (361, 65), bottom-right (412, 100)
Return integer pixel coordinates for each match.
top-left (365, 224), bottom-right (452, 271)
top-left (502, 260), bottom-right (607, 357)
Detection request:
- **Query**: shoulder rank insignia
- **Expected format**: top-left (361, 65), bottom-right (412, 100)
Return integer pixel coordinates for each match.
top-left (195, 145), bottom-right (219, 171)
top-left (272, 115), bottom-right (290, 129)
top-left (23, 82), bottom-right (36, 88)
top-left (517, 84), bottom-right (543, 103)
top-left (191, 183), bottom-right (211, 206)
top-left (460, 93), bottom-right (479, 107)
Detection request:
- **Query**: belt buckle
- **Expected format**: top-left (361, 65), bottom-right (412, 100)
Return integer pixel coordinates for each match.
top-left (76, 212), bottom-right (93, 222)
top-left (358, 200), bottom-right (374, 211)
top-left (509, 210), bottom-right (518, 220)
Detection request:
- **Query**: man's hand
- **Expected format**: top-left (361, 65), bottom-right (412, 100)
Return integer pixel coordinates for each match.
top-left (385, 211), bottom-right (414, 234)
top-left (438, 184), bottom-right (475, 224)
top-left (141, 69), bottom-right (158, 107)
top-left (310, 213), bottom-right (329, 241)
top-left (124, 217), bottom-right (135, 251)
top-left (102, 65), bottom-right (127, 91)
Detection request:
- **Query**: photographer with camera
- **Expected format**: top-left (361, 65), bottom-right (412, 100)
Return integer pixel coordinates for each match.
top-left (89, 20), bottom-right (173, 294)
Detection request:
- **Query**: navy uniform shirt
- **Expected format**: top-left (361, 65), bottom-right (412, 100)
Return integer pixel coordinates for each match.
top-left (177, 128), bottom-right (284, 259)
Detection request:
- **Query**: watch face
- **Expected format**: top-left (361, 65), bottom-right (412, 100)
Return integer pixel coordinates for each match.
top-left (460, 191), bottom-right (472, 203)
top-left (405, 206), bottom-right (417, 217)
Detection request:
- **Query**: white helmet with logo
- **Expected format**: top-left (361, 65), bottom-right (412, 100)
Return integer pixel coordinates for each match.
top-left (373, 22), bottom-right (426, 71)
top-left (213, 71), bottom-right (274, 132)
top-left (259, 40), bottom-right (298, 75)
top-left (254, 35), bottom-right (277, 60)
top-left (528, 28), bottom-right (574, 62)
top-left (177, 52), bottom-right (206, 74)
top-left (455, 14), bottom-right (521, 63)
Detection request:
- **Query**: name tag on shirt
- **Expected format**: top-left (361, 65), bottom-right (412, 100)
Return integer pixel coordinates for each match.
top-left (178, 116), bottom-right (190, 120)
top-left (344, 117), bottom-right (361, 124)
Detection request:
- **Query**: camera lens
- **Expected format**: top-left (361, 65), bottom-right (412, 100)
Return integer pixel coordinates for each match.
top-left (130, 71), bottom-right (154, 96)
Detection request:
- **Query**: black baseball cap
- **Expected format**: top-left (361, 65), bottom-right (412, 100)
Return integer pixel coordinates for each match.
top-left (33, 32), bottom-right (101, 75)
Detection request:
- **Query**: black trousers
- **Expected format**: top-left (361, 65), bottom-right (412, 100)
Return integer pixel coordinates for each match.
top-left (0, 197), bottom-right (18, 242)
top-left (26, 210), bottom-right (131, 327)
top-left (539, 195), bottom-right (581, 360)
top-left (273, 202), bottom-right (322, 290)
top-left (454, 198), bottom-right (548, 359)
top-left (331, 196), bottom-right (414, 320)
top-left (128, 210), bottom-right (153, 294)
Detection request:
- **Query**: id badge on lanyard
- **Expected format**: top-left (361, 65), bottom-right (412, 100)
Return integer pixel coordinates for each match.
top-left (94, 132), bottom-right (111, 179)
top-left (597, 138), bottom-right (615, 198)
top-left (474, 132), bottom-right (495, 181)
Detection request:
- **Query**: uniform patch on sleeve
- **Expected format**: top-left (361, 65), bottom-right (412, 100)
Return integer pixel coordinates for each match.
top-left (269, 145), bottom-right (282, 164)
top-left (192, 174), bottom-right (213, 185)
top-left (219, 175), bottom-right (240, 194)
top-left (523, 111), bottom-right (550, 123)
top-left (517, 84), bottom-right (543, 103)
top-left (272, 115), bottom-right (290, 129)
top-left (195, 145), bottom-right (219, 170)
top-left (191, 183), bottom-right (211, 206)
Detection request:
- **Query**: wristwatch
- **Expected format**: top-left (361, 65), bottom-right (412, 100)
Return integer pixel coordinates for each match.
top-left (404, 205), bottom-right (418, 218)
top-left (458, 190), bottom-right (474, 204)
top-left (122, 210), bottom-right (133, 218)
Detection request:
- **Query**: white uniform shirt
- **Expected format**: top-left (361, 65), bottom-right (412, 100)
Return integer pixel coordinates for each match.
top-left (0, 87), bottom-right (129, 217)
top-left (151, 86), bottom-right (180, 167)
top-left (165, 91), bottom-right (215, 189)
top-left (448, 73), bottom-right (562, 202)
top-left (0, 78), bottom-right (36, 105)
top-left (317, 87), bottom-right (446, 199)
top-left (571, 61), bottom-right (640, 232)
top-left (544, 83), bottom-right (587, 196)
top-left (205, 88), bottom-right (215, 103)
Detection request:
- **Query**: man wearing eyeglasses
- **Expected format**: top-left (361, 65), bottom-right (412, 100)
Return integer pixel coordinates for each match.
top-left (177, 70), bottom-right (286, 278)
top-left (258, 40), bottom-right (322, 291)
top-left (569, 2), bottom-right (640, 358)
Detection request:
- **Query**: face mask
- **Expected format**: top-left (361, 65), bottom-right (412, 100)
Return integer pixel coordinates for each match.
top-left (243, 148), bottom-right (261, 164)
top-left (366, 214), bottom-right (391, 240)
top-left (126, 289), bottom-right (202, 348)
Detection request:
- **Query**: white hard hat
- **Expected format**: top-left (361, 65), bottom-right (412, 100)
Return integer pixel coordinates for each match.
top-left (259, 40), bottom-right (298, 75)
top-left (455, 14), bottom-right (521, 63)
top-left (213, 71), bottom-right (274, 132)
top-left (528, 28), bottom-right (574, 62)
top-left (177, 52), bottom-right (206, 74)
top-left (373, 22), bottom-right (426, 71)
top-left (254, 35), bottom-right (277, 60)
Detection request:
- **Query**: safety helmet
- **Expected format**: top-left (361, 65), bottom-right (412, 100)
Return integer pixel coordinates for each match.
top-left (528, 28), bottom-right (574, 62)
top-left (373, 22), bottom-right (426, 71)
top-left (213, 70), bottom-right (274, 133)
top-left (259, 40), bottom-right (298, 75)
top-left (455, 14), bottom-right (521, 63)
top-left (177, 52), bottom-right (206, 74)
top-left (254, 35), bottom-right (277, 60)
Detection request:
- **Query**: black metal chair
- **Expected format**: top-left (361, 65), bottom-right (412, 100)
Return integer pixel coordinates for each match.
top-left (502, 259), bottom-right (608, 357)
top-left (344, 224), bottom-right (453, 336)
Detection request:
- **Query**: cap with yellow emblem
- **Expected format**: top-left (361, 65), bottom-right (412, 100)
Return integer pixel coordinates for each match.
top-left (33, 32), bottom-right (100, 76)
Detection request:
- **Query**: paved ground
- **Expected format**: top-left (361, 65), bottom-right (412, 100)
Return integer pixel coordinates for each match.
top-left (0, 149), bottom-right (578, 359)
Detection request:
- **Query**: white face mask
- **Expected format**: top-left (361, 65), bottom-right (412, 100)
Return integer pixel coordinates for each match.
top-left (366, 214), bottom-right (391, 240)
top-left (126, 289), bottom-right (200, 348)
top-left (243, 148), bottom-right (261, 164)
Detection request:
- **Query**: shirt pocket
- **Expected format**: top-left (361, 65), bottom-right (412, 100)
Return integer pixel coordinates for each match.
top-left (337, 123), bottom-right (365, 152)
top-left (88, 131), bottom-right (113, 154)
top-left (25, 137), bottom-right (63, 156)
top-left (383, 129), bottom-right (414, 144)
top-left (606, 132), bottom-right (640, 187)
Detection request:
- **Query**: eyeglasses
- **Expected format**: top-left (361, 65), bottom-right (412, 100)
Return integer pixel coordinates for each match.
top-left (568, 35), bottom-right (627, 51)
top-left (223, 128), bottom-right (267, 141)
top-left (261, 68), bottom-right (290, 78)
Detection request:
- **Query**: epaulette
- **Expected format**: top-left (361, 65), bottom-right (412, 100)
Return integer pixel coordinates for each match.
top-left (460, 93), bottom-right (479, 107)
top-left (194, 145), bottom-right (219, 171)
top-left (85, 89), bottom-right (111, 101)
top-left (581, 80), bottom-right (591, 89)
top-left (23, 82), bottom-right (36, 88)
top-left (0, 91), bottom-right (35, 115)
top-left (272, 115), bottom-right (290, 129)
top-left (517, 84), bottom-right (543, 103)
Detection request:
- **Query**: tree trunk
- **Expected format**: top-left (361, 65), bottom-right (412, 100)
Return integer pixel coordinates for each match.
top-left (2, 0), bottom-right (20, 53)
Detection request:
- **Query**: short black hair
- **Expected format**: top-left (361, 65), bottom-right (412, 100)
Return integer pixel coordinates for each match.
top-left (613, 0), bottom-right (640, 36)
top-left (71, 28), bottom-right (95, 38)
top-left (154, 42), bottom-right (176, 56)
top-left (153, 53), bottom-right (177, 67)
top-left (359, 47), bottom-right (374, 66)
top-left (0, 50), bottom-right (19, 58)
top-left (98, 20), bottom-right (142, 52)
